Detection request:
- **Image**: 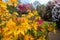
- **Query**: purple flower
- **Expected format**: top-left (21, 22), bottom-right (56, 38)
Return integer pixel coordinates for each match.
top-left (17, 4), bottom-right (31, 12)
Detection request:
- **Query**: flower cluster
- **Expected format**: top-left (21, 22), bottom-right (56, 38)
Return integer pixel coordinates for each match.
top-left (0, 0), bottom-right (56, 40)
top-left (18, 4), bottom-right (32, 12)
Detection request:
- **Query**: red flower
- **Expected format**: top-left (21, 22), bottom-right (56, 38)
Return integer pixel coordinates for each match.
top-left (38, 19), bottom-right (43, 24)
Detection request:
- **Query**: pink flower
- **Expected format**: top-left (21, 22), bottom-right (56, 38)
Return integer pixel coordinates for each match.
top-left (38, 19), bottom-right (43, 24)
top-left (17, 4), bottom-right (31, 12)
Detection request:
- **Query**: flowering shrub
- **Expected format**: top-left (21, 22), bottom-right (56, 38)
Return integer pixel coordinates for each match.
top-left (18, 4), bottom-right (31, 12)
top-left (0, 0), bottom-right (56, 40)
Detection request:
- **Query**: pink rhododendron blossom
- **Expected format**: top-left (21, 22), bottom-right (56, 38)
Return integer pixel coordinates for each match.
top-left (38, 19), bottom-right (43, 24)
top-left (17, 4), bottom-right (31, 12)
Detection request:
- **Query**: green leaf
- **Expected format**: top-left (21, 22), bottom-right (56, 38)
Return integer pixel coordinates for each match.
top-left (0, 34), bottom-right (3, 40)
top-left (41, 21), bottom-right (48, 29)
top-left (52, 22), bottom-right (56, 27)
top-left (37, 31), bottom-right (43, 36)
top-left (26, 28), bottom-right (35, 37)
top-left (7, 5), bottom-right (17, 14)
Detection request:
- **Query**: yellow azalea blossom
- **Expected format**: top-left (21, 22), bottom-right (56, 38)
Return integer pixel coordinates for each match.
top-left (24, 34), bottom-right (34, 40)
top-left (9, 0), bottom-right (18, 3)
top-left (35, 16), bottom-right (41, 20)
top-left (7, 0), bottom-right (18, 6)
top-left (18, 17), bottom-right (28, 23)
top-left (22, 14), bottom-right (26, 17)
top-left (0, 1), bottom-right (7, 8)
top-left (2, 37), bottom-right (12, 40)
top-left (13, 29), bottom-right (20, 37)
top-left (1, 18), bottom-right (7, 21)
top-left (21, 23), bottom-right (31, 30)
top-left (13, 12), bottom-right (18, 16)
top-left (14, 25), bottom-right (27, 35)
top-left (33, 10), bottom-right (38, 15)
top-left (48, 25), bottom-right (53, 31)
top-left (0, 0), bottom-right (2, 1)
top-left (26, 15), bottom-right (32, 18)
top-left (13, 3), bottom-right (18, 7)
top-left (0, 8), bottom-right (5, 12)
top-left (37, 35), bottom-right (45, 40)
top-left (3, 30), bottom-right (13, 38)
top-left (0, 21), bottom-right (6, 26)
top-left (6, 18), bottom-right (16, 29)
top-left (2, 35), bottom-right (17, 40)
top-left (31, 22), bottom-right (38, 30)
top-left (5, 13), bottom-right (11, 18)
top-left (0, 8), bottom-right (9, 16)
top-left (3, 27), bottom-right (9, 33)
top-left (28, 12), bottom-right (34, 16)
top-left (0, 12), bottom-right (2, 15)
top-left (28, 20), bottom-right (32, 23)
top-left (41, 28), bottom-right (46, 33)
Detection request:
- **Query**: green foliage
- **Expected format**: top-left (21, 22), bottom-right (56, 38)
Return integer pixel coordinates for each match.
top-left (41, 21), bottom-right (48, 30)
top-left (36, 5), bottom-right (46, 18)
top-left (41, 21), bottom-right (48, 27)
top-left (26, 28), bottom-right (35, 37)
top-left (0, 34), bottom-right (3, 40)
top-left (51, 22), bottom-right (56, 27)
top-left (36, 31), bottom-right (43, 37)
top-left (7, 5), bottom-right (17, 14)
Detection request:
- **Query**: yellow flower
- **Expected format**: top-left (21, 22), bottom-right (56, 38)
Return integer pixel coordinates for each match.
top-left (3, 30), bottom-right (13, 38)
top-left (48, 25), bottom-right (53, 31)
top-left (40, 27), bottom-right (46, 33)
top-left (24, 34), bottom-right (34, 40)
top-left (0, 12), bottom-right (2, 15)
top-left (16, 25), bottom-right (27, 35)
top-left (21, 23), bottom-right (31, 30)
top-left (26, 15), bottom-right (31, 18)
top-left (5, 13), bottom-right (11, 17)
top-left (29, 12), bottom-right (34, 16)
top-left (22, 14), bottom-right (26, 17)
top-left (0, 7), bottom-right (8, 14)
top-left (1, 17), bottom-right (8, 21)
top-left (37, 35), bottom-right (45, 40)
top-left (6, 19), bottom-right (16, 29)
top-left (27, 12), bottom-right (34, 19)
top-left (35, 16), bottom-right (41, 20)
top-left (31, 22), bottom-right (38, 30)
top-left (2, 37), bottom-right (11, 40)
top-left (33, 10), bottom-right (38, 15)
top-left (7, 0), bottom-right (18, 6)
top-left (18, 17), bottom-right (28, 23)
top-left (0, 1), bottom-right (7, 8)
top-left (0, 0), bottom-right (2, 1)
top-left (9, 0), bottom-right (18, 3)
top-left (3, 27), bottom-right (9, 33)
top-left (13, 12), bottom-right (18, 16)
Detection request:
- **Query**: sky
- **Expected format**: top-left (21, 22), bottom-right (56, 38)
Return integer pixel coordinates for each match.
top-left (20, 0), bottom-right (53, 4)
top-left (3, 0), bottom-right (53, 4)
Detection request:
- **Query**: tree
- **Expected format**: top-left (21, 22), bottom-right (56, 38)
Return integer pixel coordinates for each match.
top-left (32, 1), bottom-right (41, 9)
top-left (44, 1), bottom-right (55, 21)
top-left (36, 5), bottom-right (46, 19)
